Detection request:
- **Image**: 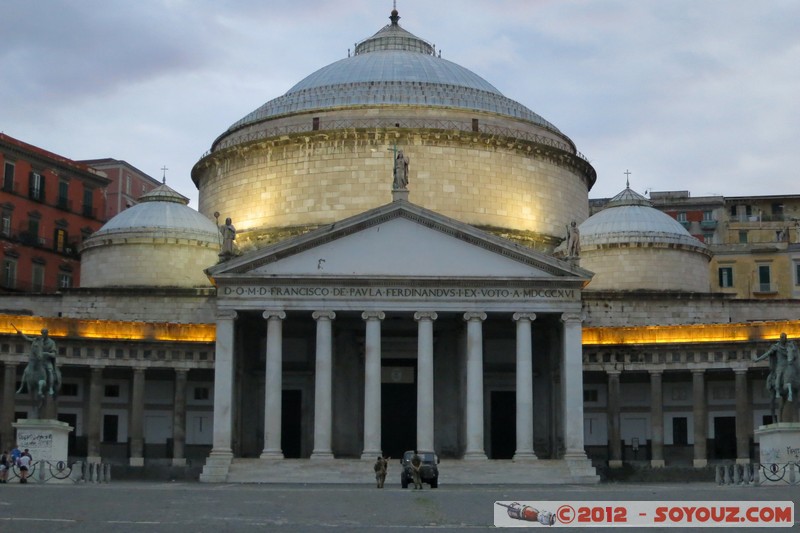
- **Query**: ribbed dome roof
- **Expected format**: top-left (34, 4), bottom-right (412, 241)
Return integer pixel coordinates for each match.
top-left (224, 9), bottom-right (560, 135)
top-left (90, 183), bottom-right (219, 243)
top-left (580, 187), bottom-right (708, 251)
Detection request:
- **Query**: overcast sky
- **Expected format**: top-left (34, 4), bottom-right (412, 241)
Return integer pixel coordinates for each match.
top-left (2, 0), bottom-right (798, 208)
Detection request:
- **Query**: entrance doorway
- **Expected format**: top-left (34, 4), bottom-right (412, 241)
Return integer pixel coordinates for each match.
top-left (490, 391), bottom-right (516, 459)
top-left (381, 361), bottom-right (416, 458)
top-left (713, 416), bottom-right (736, 459)
top-left (282, 390), bottom-right (302, 458)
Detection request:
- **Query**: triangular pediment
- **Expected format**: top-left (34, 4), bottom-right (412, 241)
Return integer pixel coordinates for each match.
top-left (208, 201), bottom-right (591, 282)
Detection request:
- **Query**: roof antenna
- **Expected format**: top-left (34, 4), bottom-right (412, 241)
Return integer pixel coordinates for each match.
top-left (161, 165), bottom-right (168, 184)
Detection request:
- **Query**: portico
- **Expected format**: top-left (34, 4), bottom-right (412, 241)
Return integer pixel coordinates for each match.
top-left (200, 200), bottom-right (597, 482)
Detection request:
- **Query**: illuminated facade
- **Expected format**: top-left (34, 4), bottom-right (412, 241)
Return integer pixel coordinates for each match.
top-left (0, 8), bottom-right (797, 481)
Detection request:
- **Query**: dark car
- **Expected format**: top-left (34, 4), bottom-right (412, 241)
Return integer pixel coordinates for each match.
top-left (400, 450), bottom-right (439, 488)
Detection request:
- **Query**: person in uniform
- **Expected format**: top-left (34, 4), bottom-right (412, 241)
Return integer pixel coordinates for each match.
top-left (374, 455), bottom-right (388, 488)
top-left (410, 451), bottom-right (422, 490)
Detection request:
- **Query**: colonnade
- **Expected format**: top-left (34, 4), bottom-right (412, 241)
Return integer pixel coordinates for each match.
top-left (208, 309), bottom-right (586, 462)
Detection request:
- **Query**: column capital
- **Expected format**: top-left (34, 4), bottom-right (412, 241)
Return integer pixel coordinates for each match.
top-left (463, 312), bottom-right (487, 322)
top-left (512, 312), bottom-right (536, 322)
top-left (312, 310), bottom-right (336, 321)
top-left (648, 369), bottom-right (664, 377)
top-left (414, 311), bottom-right (438, 322)
top-left (606, 369), bottom-right (622, 377)
top-left (216, 310), bottom-right (238, 321)
top-left (132, 365), bottom-right (147, 373)
top-left (361, 311), bottom-right (386, 321)
top-left (560, 312), bottom-right (582, 324)
top-left (175, 368), bottom-right (189, 377)
top-left (733, 367), bottom-right (748, 375)
top-left (691, 368), bottom-right (706, 376)
top-left (263, 310), bottom-right (287, 320)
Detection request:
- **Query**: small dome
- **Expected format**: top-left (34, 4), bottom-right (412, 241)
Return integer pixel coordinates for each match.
top-left (80, 183), bottom-right (221, 288)
top-left (581, 187), bottom-right (707, 250)
top-left (578, 187), bottom-right (710, 292)
top-left (92, 184), bottom-right (219, 243)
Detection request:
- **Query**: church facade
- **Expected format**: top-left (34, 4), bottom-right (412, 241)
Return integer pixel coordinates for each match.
top-left (1, 7), bottom-right (797, 482)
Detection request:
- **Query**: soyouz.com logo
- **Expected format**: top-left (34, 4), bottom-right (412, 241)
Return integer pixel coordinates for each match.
top-left (494, 501), bottom-right (794, 528)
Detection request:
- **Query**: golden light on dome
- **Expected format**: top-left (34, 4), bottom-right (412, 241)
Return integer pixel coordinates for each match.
top-left (0, 315), bottom-right (214, 343)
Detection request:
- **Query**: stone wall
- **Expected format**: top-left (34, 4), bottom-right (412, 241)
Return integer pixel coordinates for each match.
top-left (583, 291), bottom-right (800, 327)
top-left (195, 109), bottom-right (592, 245)
top-left (580, 246), bottom-right (710, 292)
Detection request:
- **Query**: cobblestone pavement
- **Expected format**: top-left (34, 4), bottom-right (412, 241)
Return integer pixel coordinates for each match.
top-left (0, 481), bottom-right (796, 532)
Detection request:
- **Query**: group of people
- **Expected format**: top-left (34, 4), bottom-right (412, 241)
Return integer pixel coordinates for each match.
top-left (0, 447), bottom-right (33, 483)
top-left (373, 451), bottom-right (423, 489)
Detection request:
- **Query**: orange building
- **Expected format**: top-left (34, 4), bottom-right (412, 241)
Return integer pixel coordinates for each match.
top-left (0, 133), bottom-right (110, 292)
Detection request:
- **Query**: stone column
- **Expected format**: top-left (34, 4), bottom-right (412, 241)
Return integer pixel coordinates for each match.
top-left (512, 313), bottom-right (537, 461)
top-left (1, 362), bottom-right (17, 451)
top-left (734, 368), bottom-right (750, 464)
top-left (561, 312), bottom-right (587, 460)
top-left (415, 311), bottom-right (438, 454)
top-left (692, 369), bottom-right (707, 468)
top-left (463, 312), bottom-right (487, 460)
top-left (311, 311), bottom-right (336, 460)
top-left (649, 370), bottom-right (665, 467)
top-left (172, 369), bottom-right (188, 466)
top-left (361, 311), bottom-right (385, 459)
top-left (129, 366), bottom-right (146, 466)
top-left (210, 311), bottom-right (237, 454)
top-left (607, 369), bottom-right (622, 468)
top-left (262, 310), bottom-right (286, 459)
top-left (87, 366), bottom-right (104, 463)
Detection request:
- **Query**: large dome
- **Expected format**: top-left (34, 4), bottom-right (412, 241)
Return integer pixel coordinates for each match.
top-left (193, 7), bottom-right (595, 253)
top-left (222, 10), bottom-right (560, 142)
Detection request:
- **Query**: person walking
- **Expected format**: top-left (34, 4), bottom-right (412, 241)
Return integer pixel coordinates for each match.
top-left (410, 451), bottom-right (422, 490)
top-left (0, 450), bottom-right (9, 483)
top-left (373, 456), bottom-right (388, 488)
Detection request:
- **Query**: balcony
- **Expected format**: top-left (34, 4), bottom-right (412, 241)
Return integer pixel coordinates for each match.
top-left (753, 283), bottom-right (778, 295)
top-left (2, 228), bottom-right (81, 258)
top-left (700, 220), bottom-right (717, 230)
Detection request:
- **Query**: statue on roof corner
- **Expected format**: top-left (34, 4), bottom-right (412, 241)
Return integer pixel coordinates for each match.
top-left (393, 150), bottom-right (409, 190)
top-left (566, 220), bottom-right (580, 257)
top-left (219, 217), bottom-right (236, 260)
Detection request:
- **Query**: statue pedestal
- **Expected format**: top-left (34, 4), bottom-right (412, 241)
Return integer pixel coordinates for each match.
top-left (755, 423), bottom-right (800, 485)
top-left (13, 418), bottom-right (72, 464)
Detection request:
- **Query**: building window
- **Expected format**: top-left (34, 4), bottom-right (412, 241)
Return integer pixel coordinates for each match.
top-left (702, 210), bottom-right (713, 221)
top-left (54, 228), bottom-right (67, 253)
top-left (59, 271), bottom-right (73, 288)
top-left (194, 387), bottom-right (210, 401)
top-left (31, 263), bottom-right (45, 292)
top-left (757, 264), bottom-right (772, 292)
top-left (583, 389), bottom-right (598, 402)
top-left (672, 417), bottom-right (688, 446)
top-left (738, 231), bottom-right (748, 244)
top-left (703, 233), bottom-right (714, 243)
top-left (125, 176), bottom-right (131, 195)
top-left (2, 258), bottom-right (17, 289)
top-left (29, 171), bottom-right (44, 201)
top-left (102, 414), bottom-right (119, 442)
top-left (718, 267), bottom-right (733, 288)
top-left (3, 162), bottom-right (14, 192)
top-left (58, 181), bottom-right (69, 209)
top-left (795, 262), bottom-right (800, 286)
top-left (104, 384), bottom-right (120, 398)
top-left (1, 210), bottom-right (11, 236)
top-left (677, 212), bottom-right (687, 222)
top-left (60, 383), bottom-right (79, 396)
top-left (83, 187), bottom-right (94, 218)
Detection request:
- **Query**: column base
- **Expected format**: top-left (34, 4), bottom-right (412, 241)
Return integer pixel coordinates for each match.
top-left (260, 450), bottom-right (284, 460)
top-left (512, 451), bottom-right (538, 462)
top-left (463, 451), bottom-right (488, 461)
top-left (310, 451), bottom-right (335, 461)
top-left (563, 450), bottom-right (588, 461)
top-left (650, 459), bottom-right (665, 468)
top-left (129, 457), bottom-right (144, 467)
top-left (735, 458), bottom-right (751, 465)
top-left (693, 459), bottom-right (708, 468)
top-left (608, 459), bottom-right (623, 468)
top-left (199, 449), bottom-right (233, 483)
top-left (171, 458), bottom-right (187, 467)
top-left (361, 450), bottom-right (383, 460)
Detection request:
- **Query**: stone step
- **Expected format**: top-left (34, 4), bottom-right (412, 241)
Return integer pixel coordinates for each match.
top-left (225, 458), bottom-right (599, 485)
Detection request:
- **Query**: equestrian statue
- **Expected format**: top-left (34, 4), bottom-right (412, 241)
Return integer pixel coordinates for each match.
top-left (753, 332), bottom-right (800, 423)
top-left (13, 324), bottom-right (61, 418)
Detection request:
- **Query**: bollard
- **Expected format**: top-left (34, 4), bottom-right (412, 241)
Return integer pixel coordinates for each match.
top-left (715, 465), bottom-right (723, 484)
top-left (753, 464), bottom-right (760, 485)
top-left (733, 464), bottom-right (741, 484)
top-left (790, 463), bottom-right (797, 485)
top-left (104, 463), bottom-right (111, 483)
top-left (742, 464), bottom-right (750, 485)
